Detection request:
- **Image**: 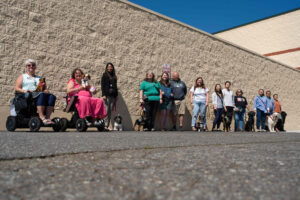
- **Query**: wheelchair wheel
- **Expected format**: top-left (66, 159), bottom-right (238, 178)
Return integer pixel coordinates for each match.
top-left (6, 116), bottom-right (17, 132)
top-left (97, 119), bottom-right (105, 132)
top-left (76, 119), bottom-right (87, 132)
top-left (29, 117), bottom-right (41, 132)
top-left (59, 118), bottom-right (68, 132)
top-left (52, 118), bottom-right (61, 132)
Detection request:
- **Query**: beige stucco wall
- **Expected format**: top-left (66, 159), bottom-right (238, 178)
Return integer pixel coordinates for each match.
top-left (1, 0), bottom-right (300, 130)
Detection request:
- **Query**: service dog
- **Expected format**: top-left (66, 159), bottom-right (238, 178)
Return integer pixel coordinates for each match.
top-left (222, 111), bottom-right (232, 132)
top-left (82, 74), bottom-right (91, 88)
top-left (244, 111), bottom-right (255, 132)
top-left (134, 104), bottom-right (146, 131)
top-left (113, 114), bottom-right (123, 131)
top-left (266, 112), bottom-right (281, 132)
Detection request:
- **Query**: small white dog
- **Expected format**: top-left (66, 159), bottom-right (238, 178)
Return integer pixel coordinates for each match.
top-left (82, 74), bottom-right (91, 88)
top-left (113, 114), bottom-right (123, 131)
top-left (266, 112), bottom-right (281, 132)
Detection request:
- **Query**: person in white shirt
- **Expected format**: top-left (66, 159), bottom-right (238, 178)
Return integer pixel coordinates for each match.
top-left (222, 81), bottom-right (234, 131)
top-left (190, 77), bottom-right (209, 131)
top-left (212, 84), bottom-right (225, 131)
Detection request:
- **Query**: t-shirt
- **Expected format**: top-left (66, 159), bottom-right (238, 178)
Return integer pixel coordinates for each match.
top-left (222, 89), bottom-right (234, 107)
top-left (190, 86), bottom-right (209, 103)
top-left (140, 81), bottom-right (161, 101)
top-left (234, 96), bottom-right (248, 108)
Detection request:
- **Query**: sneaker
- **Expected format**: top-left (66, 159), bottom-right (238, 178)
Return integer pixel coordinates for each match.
top-left (192, 127), bottom-right (197, 131)
top-left (151, 128), bottom-right (155, 132)
top-left (143, 128), bottom-right (149, 132)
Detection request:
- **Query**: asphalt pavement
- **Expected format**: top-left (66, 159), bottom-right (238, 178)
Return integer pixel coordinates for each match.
top-left (0, 131), bottom-right (299, 199)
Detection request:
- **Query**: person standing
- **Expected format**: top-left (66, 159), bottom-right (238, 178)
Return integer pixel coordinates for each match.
top-left (212, 84), bottom-right (224, 131)
top-left (265, 90), bottom-right (275, 115)
top-left (101, 63), bottom-right (118, 130)
top-left (170, 72), bottom-right (187, 131)
top-left (234, 89), bottom-right (248, 131)
top-left (222, 81), bottom-right (234, 131)
top-left (190, 77), bottom-right (209, 131)
top-left (273, 94), bottom-right (286, 131)
top-left (139, 71), bottom-right (162, 131)
top-left (254, 89), bottom-right (268, 132)
top-left (159, 72), bottom-right (173, 131)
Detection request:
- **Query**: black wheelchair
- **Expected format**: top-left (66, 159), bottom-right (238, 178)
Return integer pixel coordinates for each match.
top-left (59, 96), bottom-right (105, 132)
top-left (6, 92), bottom-right (61, 132)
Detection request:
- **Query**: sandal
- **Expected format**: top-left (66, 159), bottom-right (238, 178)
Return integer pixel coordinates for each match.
top-left (41, 118), bottom-right (53, 125)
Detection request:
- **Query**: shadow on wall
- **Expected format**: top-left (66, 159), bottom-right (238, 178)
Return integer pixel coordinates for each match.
top-left (154, 102), bottom-right (192, 131)
top-left (115, 92), bottom-right (133, 131)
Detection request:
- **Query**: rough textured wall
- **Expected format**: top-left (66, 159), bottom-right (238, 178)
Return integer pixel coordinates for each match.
top-left (1, 0), bottom-right (300, 130)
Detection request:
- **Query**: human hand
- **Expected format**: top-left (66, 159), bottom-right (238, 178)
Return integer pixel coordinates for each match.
top-left (205, 103), bottom-right (208, 107)
top-left (140, 99), bottom-right (144, 104)
top-left (103, 96), bottom-right (107, 100)
top-left (160, 99), bottom-right (163, 104)
top-left (44, 89), bottom-right (49, 93)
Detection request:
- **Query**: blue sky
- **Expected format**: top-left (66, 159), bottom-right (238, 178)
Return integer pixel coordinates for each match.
top-left (128, 0), bottom-right (300, 33)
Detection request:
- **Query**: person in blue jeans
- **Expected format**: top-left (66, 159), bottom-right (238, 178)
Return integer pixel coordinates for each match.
top-left (212, 84), bottom-right (225, 131)
top-left (265, 90), bottom-right (275, 115)
top-left (190, 77), bottom-right (209, 131)
top-left (234, 89), bottom-right (248, 131)
top-left (254, 89), bottom-right (268, 132)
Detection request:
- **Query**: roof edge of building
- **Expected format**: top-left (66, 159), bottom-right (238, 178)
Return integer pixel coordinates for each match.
top-left (213, 7), bottom-right (300, 34)
top-left (119, 0), bottom-right (300, 73)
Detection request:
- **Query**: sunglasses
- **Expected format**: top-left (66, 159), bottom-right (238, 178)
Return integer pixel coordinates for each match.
top-left (27, 64), bottom-right (36, 67)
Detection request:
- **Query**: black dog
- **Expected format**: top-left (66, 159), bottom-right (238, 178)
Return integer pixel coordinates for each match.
top-left (222, 112), bottom-right (232, 132)
top-left (245, 111), bottom-right (255, 132)
top-left (275, 111), bottom-right (287, 131)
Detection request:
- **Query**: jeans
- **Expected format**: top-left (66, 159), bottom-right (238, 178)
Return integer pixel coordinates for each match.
top-left (104, 96), bottom-right (116, 127)
top-left (191, 101), bottom-right (206, 127)
top-left (256, 109), bottom-right (266, 130)
top-left (144, 100), bottom-right (159, 130)
top-left (234, 107), bottom-right (245, 131)
top-left (213, 108), bottom-right (224, 129)
top-left (35, 93), bottom-right (56, 106)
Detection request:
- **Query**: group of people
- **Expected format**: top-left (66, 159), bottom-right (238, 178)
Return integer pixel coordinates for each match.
top-left (139, 72), bottom-right (284, 132)
top-left (15, 59), bottom-right (284, 132)
top-left (15, 59), bottom-right (117, 130)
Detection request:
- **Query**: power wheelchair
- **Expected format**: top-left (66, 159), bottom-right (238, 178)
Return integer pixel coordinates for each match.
top-left (59, 95), bottom-right (105, 132)
top-left (6, 92), bottom-right (61, 132)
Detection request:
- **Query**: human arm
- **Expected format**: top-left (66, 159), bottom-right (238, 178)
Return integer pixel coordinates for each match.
top-left (15, 75), bottom-right (27, 93)
top-left (139, 90), bottom-right (144, 104)
top-left (159, 89), bottom-right (163, 104)
top-left (66, 80), bottom-right (84, 94)
top-left (205, 90), bottom-right (209, 107)
top-left (253, 97), bottom-right (257, 112)
top-left (212, 93), bottom-right (217, 110)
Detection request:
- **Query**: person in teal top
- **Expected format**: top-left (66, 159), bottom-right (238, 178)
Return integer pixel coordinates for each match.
top-left (139, 71), bottom-right (162, 131)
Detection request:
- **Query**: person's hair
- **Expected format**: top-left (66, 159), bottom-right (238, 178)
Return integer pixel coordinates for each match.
top-left (225, 81), bottom-right (231, 86)
top-left (273, 94), bottom-right (278, 98)
top-left (24, 59), bottom-right (36, 66)
top-left (194, 77), bottom-right (205, 89)
top-left (71, 68), bottom-right (84, 79)
top-left (104, 62), bottom-right (117, 80)
top-left (144, 71), bottom-right (156, 82)
top-left (236, 89), bottom-right (243, 96)
top-left (215, 84), bottom-right (223, 98)
top-left (266, 90), bottom-right (271, 94)
top-left (159, 72), bottom-right (170, 87)
top-left (259, 89), bottom-right (264, 92)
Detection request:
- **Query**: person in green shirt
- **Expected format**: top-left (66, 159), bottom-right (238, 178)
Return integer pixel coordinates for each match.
top-left (139, 71), bottom-right (162, 131)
